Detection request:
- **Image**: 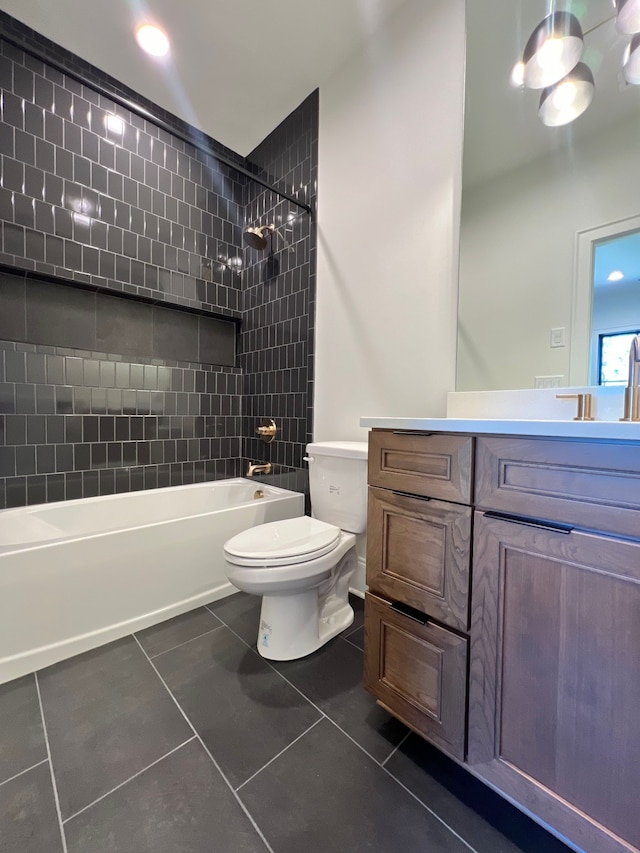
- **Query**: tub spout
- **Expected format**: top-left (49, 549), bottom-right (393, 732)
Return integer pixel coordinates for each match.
top-left (246, 461), bottom-right (272, 477)
top-left (620, 334), bottom-right (640, 422)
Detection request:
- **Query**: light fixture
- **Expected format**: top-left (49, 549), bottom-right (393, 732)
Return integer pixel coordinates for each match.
top-left (538, 62), bottom-right (595, 127)
top-left (623, 34), bottom-right (640, 83)
top-left (521, 12), bottom-right (584, 89)
top-left (608, 270), bottom-right (625, 281)
top-left (509, 61), bottom-right (525, 88)
top-left (135, 24), bottom-right (170, 57)
top-left (615, 0), bottom-right (640, 34)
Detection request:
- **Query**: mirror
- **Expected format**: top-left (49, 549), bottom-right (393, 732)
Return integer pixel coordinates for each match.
top-left (457, 0), bottom-right (640, 392)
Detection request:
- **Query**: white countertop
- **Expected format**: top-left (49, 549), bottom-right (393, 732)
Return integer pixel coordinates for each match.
top-left (360, 417), bottom-right (640, 441)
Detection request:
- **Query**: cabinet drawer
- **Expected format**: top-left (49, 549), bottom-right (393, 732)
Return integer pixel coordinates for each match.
top-left (475, 436), bottom-right (640, 539)
top-left (367, 487), bottom-right (471, 631)
top-left (364, 592), bottom-right (467, 760)
top-left (368, 431), bottom-right (473, 504)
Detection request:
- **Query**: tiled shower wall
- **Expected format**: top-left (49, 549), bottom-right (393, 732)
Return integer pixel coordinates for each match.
top-left (0, 12), bottom-right (317, 508)
top-left (242, 91), bottom-right (318, 494)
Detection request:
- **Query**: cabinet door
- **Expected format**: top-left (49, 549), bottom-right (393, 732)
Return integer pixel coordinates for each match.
top-left (366, 486), bottom-right (471, 631)
top-left (364, 592), bottom-right (468, 760)
top-left (368, 430), bottom-right (473, 504)
top-left (469, 512), bottom-right (640, 853)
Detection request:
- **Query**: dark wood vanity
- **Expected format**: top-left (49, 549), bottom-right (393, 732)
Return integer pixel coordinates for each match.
top-left (364, 428), bottom-right (640, 853)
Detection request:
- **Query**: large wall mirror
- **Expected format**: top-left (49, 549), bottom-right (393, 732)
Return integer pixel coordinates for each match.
top-left (457, 0), bottom-right (640, 392)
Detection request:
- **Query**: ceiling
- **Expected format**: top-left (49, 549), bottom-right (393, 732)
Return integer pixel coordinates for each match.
top-left (464, 0), bottom-right (640, 188)
top-left (594, 229), bottom-right (640, 288)
top-left (0, 0), bottom-right (409, 155)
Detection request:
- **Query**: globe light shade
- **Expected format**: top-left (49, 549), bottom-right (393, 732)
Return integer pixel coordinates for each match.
top-left (523, 12), bottom-right (584, 89)
top-left (538, 63), bottom-right (595, 127)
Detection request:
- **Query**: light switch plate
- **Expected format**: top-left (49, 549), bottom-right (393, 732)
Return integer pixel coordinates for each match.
top-left (550, 327), bottom-right (566, 348)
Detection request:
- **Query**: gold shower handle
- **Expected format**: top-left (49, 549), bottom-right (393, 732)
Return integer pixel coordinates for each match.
top-left (256, 419), bottom-right (277, 442)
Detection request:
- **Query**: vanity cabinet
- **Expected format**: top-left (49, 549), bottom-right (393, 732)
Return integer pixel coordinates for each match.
top-left (364, 428), bottom-right (640, 853)
top-left (364, 430), bottom-right (472, 761)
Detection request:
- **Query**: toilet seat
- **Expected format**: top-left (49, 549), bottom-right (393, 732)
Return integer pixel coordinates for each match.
top-left (224, 516), bottom-right (341, 568)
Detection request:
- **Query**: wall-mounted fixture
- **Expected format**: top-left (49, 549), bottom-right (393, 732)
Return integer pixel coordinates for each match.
top-left (243, 223), bottom-right (294, 254)
top-left (512, 3), bottom-right (640, 127)
top-left (256, 419), bottom-right (278, 443)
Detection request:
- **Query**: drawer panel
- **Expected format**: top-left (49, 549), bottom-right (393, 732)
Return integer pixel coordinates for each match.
top-left (368, 431), bottom-right (473, 504)
top-left (364, 592), bottom-right (467, 760)
top-left (475, 437), bottom-right (640, 539)
top-left (367, 487), bottom-right (471, 631)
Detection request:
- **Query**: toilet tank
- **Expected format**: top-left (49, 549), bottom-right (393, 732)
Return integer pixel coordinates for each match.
top-left (306, 441), bottom-right (368, 533)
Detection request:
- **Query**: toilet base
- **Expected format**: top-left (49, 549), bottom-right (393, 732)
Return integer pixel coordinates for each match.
top-left (255, 549), bottom-right (357, 660)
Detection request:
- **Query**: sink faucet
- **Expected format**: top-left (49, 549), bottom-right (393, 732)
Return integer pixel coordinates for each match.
top-left (620, 334), bottom-right (640, 422)
top-left (246, 461), bottom-right (272, 477)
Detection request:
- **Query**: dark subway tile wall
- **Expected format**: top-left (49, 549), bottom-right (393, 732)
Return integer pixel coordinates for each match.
top-left (0, 20), bottom-right (245, 320)
top-left (1, 272), bottom-right (237, 367)
top-left (0, 13), bottom-right (317, 507)
top-left (241, 91), bottom-right (318, 493)
top-left (0, 339), bottom-right (242, 508)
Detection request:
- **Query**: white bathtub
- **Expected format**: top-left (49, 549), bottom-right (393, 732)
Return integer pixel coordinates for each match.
top-left (0, 479), bottom-right (304, 684)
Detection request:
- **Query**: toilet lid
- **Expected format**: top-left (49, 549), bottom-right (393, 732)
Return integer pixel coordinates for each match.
top-left (224, 516), bottom-right (341, 566)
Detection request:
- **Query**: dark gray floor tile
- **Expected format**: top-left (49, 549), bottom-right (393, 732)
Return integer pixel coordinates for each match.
top-left (0, 674), bottom-right (46, 783)
top-left (154, 627), bottom-right (321, 788)
top-left (273, 636), bottom-right (407, 763)
top-left (65, 739), bottom-right (266, 853)
top-left (385, 734), bottom-right (573, 853)
top-left (206, 592), bottom-right (262, 647)
top-left (0, 762), bottom-right (64, 853)
top-left (38, 636), bottom-right (192, 820)
top-left (135, 607), bottom-right (223, 658)
top-left (240, 717), bottom-right (469, 853)
top-left (343, 624), bottom-right (364, 650)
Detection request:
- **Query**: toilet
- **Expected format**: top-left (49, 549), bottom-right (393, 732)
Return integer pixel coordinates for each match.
top-left (223, 441), bottom-right (368, 660)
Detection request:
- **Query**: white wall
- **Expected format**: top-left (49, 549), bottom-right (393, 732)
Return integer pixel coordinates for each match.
top-left (457, 113), bottom-right (640, 392)
top-left (314, 0), bottom-right (466, 441)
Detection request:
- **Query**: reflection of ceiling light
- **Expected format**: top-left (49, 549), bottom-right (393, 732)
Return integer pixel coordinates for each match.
top-left (509, 61), bottom-right (525, 87)
top-left (227, 256), bottom-right (243, 270)
top-left (135, 24), bottom-right (170, 57)
top-left (607, 270), bottom-right (625, 281)
top-left (615, 0), bottom-right (640, 35)
top-left (105, 114), bottom-right (124, 134)
top-left (522, 13), bottom-right (584, 89)
top-left (623, 34), bottom-right (640, 83)
top-left (538, 63), bottom-right (595, 126)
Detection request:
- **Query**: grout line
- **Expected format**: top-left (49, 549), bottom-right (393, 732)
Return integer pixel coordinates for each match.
top-left (235, 717), bottom-right (324, 793)
top-left (132, 633), bottom-right (276, 853)
top-left (141, 624), bottom-right (224, 660)
top-left (213, 610), bottom-right (480, 853)
top-left (380, 730), bottom-right (411, 768)
top-left (341, 634), bottom-right (363, 652)
top-left (0, 758), bottom-right (49, 788)
top-left (379, 761), bottom-right (479, 853)
top-left (34, 673), bottom-right (69, 853)
top-left (62, 736), bottom-right (196, 825)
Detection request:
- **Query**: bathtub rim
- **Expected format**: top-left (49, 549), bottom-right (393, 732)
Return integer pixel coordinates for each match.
top-left (0, 477), bottom-right (301, 556)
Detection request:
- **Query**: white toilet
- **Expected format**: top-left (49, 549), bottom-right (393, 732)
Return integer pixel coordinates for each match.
top-left (223, 441), bottom-right (368, 660)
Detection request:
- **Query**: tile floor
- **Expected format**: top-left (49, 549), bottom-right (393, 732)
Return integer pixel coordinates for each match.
top-left (0, 593), bottom-right (573, 852)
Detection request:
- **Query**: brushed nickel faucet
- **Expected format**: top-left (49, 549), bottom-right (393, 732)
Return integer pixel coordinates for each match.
top-left (620, 334), bottom-right (640, 422)
top-left (246, 461), bottom-right (272, 477)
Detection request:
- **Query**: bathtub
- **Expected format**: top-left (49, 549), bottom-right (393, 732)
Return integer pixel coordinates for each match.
top-left (0, 479), bottom-right (304, 684)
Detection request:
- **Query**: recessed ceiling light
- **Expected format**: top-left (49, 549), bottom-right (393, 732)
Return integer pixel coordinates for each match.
top-left (135, 24), bottom-right (170, 57)
top-left (607, 270), bottom-right (625, 281)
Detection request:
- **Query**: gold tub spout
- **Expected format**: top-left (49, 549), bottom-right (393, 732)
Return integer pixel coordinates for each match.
top-left (246, 461), bottom-right (272, 477)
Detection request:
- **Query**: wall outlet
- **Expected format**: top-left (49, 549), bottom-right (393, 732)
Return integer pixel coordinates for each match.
top-left (534, 375), bottom-right (565, 389)
top-left (550, 327), bottom-right (566, 348)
